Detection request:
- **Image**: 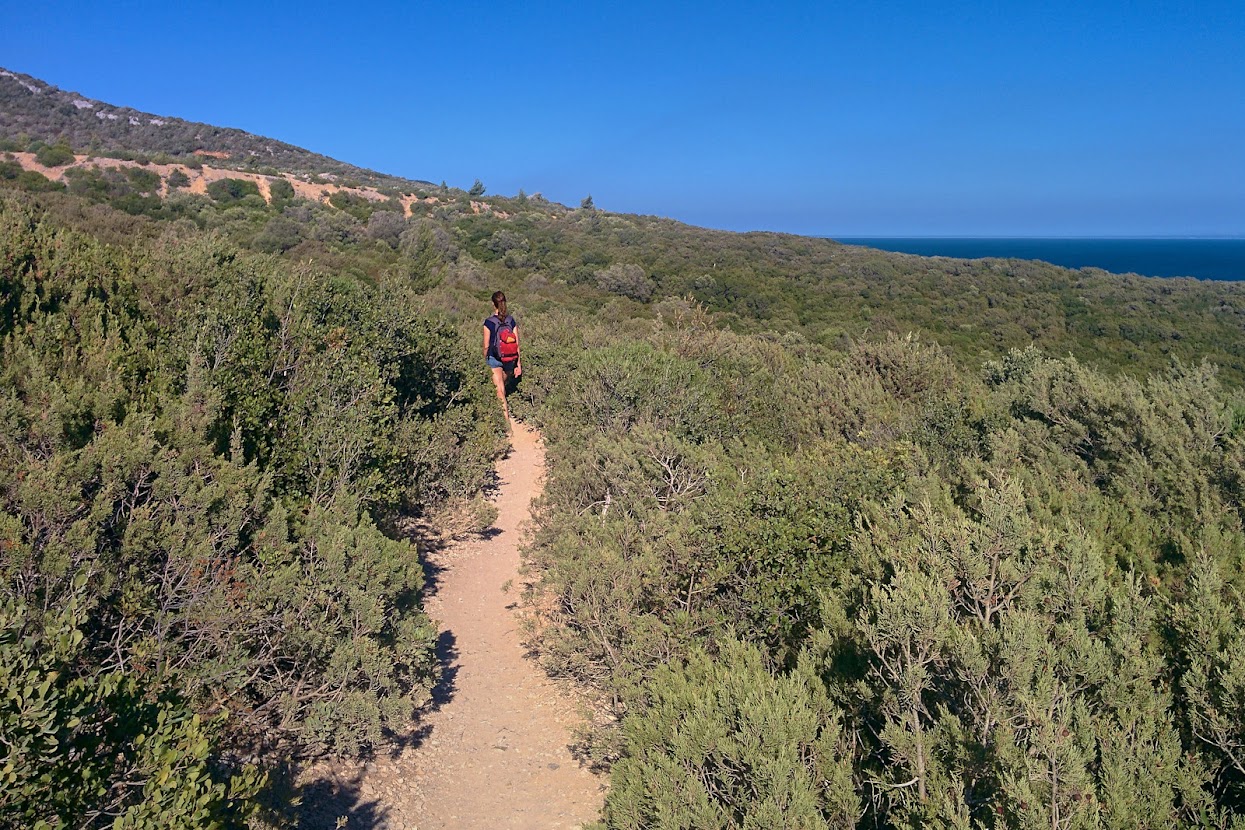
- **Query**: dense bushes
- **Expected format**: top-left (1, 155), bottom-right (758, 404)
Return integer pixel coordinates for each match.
top-left (604, 640), bottom-right (859, 829)
top-left (0, 191), bottom-right (504, 823)
top-left (518, 308), bottom-right (1245, 827)
top-left (34, 141), bottom-right (74, 167)
top-left (0, 159), bottom-right (64, 192)
top-left (0, 590), bottom-right (265, 828)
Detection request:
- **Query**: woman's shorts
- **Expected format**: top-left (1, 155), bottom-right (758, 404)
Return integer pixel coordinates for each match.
top-left (486, 356), bottom-right (504, 369)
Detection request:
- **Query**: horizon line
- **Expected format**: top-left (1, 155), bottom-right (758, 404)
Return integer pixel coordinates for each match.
top-left (825, 235), bottom-right (1245, 241)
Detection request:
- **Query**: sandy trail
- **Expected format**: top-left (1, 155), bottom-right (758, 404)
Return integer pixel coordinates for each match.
top-left (299, 423), bottom-right (605, 829)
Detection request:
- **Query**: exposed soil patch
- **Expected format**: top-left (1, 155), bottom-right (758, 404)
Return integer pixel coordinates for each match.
top-left (5, 152), bottom-right (445, 215)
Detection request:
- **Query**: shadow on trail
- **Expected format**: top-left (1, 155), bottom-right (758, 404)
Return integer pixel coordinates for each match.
top-left (403, 463), bottom-right (504, 604)
top-left (427, 629), bottom-right (461, 710)
top-left (295, 769), bottom-right (390, 830)
top-left (383, 624), bottom-right (460, 757)
top-left (295, 629), bottom-right (461, 820)
top-left (377, 464), bottom-right (507, 758)
top-left (356, 629), bottom-right (461, 763)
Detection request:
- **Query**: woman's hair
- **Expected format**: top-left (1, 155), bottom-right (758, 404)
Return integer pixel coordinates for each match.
top-left (491, 290), bottom-right (507, 319)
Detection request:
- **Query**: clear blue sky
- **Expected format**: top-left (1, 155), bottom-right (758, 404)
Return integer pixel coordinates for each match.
top-left (4, 1), bottom-right (1243, 236)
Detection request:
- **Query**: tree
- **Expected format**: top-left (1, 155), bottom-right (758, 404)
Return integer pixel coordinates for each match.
top-left (596, 263), bottom-right (655, 302)
top-left (366, 210), bottom-right (408, 249)
top-left (399, 220), bottom-right (457, 265)
top-left (468, 179), bottom-right (486, 197)
top-left (252, 215), bottom-right (303, 253)
top-left (581, 194), bottom-right (595, 210)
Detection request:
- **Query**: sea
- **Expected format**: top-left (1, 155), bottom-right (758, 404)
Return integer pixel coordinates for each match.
top-left (833, 238), bottom-right (1245, 282)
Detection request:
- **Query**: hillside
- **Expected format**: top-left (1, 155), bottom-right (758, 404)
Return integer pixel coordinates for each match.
top-left (0, 67), bottom-right (433, 191)
top-left (2, 149), bottom-right (498, 217)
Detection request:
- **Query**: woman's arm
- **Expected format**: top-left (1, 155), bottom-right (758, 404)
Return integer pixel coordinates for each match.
top-left (482, 326), bottom-right (490, 358)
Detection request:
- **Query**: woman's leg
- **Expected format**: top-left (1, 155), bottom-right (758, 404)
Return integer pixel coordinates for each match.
top-left (491, 366), bottom-right (510, 419)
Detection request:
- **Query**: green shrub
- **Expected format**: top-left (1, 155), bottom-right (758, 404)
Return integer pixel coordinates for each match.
top-left (603, 639), bottom-right (858, 829)
top-left (166, 168), bottom-right (190, 190)
top-left (125, 166), bottom-right (160, 193)
top-left (328, 188), bottom-right (377, 221)
top-left (267, 177), bottom-right (295, 204)
top-left (0, 193), bottom-right (505, 823)
top-left (35, 142), bottom-right (75, 167)
top-left (206, 177), bottom-right (261, 204)
top-left (252, 214), bottom-right (302, 253)
top-left (595, 263), bottom-right (655, 302)
top-left (0, 590), bottom-right (265, 828)
top-left (0, 163), bottom-right (64, 193)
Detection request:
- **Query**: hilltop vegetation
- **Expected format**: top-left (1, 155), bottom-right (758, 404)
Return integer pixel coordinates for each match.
top-left (0, 68), bottom-right (432, 192)
top-left (4, 70), bottom-right (1245, 827)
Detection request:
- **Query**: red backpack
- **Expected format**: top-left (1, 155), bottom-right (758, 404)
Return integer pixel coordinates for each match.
top-left (492, 316), bottom-right (520, 369)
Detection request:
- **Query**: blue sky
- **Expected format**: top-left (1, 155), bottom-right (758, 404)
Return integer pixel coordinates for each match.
top-left (4, 1), bottom-right (1243, 236)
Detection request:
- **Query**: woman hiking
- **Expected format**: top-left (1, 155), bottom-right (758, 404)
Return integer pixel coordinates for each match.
top-left (482, 291), bottom-right (521, 422)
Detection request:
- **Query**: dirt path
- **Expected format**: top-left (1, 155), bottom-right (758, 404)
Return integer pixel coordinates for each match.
top-left (298, 423), bottom-right (605, 829)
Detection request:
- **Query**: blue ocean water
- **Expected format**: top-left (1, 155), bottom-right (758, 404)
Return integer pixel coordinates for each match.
top-left (834, 238), bottom-right (1245, 281)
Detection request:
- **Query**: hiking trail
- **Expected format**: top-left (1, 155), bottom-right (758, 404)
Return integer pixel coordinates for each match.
top-left (298, 423), bottom-right (606, 828)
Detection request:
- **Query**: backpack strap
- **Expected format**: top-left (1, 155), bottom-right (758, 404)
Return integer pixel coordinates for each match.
top-left (486, 315), bottom-right (499, 358)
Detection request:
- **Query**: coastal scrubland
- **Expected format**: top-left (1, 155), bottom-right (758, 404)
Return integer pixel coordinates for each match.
top-left (4, 72), bottom-right (1245, 827)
